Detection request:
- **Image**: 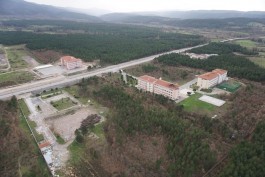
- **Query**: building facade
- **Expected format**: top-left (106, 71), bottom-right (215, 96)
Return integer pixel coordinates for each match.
top-left (61, 56), bottom-right (82, 70)
top-left (197, 69), bottom-right (228, 89)
top-left (137, 75), bottom-right (179, 100)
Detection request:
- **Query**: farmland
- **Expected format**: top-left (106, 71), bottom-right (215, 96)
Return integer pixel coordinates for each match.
top-left (0, 71), bottom-right (35, 88)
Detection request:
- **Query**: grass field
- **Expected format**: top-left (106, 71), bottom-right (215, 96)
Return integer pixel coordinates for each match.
top-left (90, 123), bottom-right (105, 140)
top-left (234, 40), bottom-right (258, 48)
top-left (64, 85), bottom-right (89, 104)
top-left (55, 133), bottom-right (66, 144)
top-left (178, 93), bottom-right (215, 113)
top-left (6, 47), bottom-right (29, 70)
top-left (68, 140), bottom-right (86, 164)
top-left (51, 97), bottom-right (77, 111)
top-left (19, 113), bottom-right (50, 176)
top-left (41, 90), bottom-right (62, 99)
top-left (19, 99), bottom-right (45, 142)
top-left (249, 56), bottom-right (265, 68)
top-left (0, 71), bottom-right (34, 87)
top-left (216, 81), bottom-right (241, 93)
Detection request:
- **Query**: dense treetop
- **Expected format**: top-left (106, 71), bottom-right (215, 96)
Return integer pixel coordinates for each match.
top-left (219, 121), bottom-right (265, 177)
top-left (156, 53), bottom-right (265, 82)
top-left (0, 21), bottom-right (204, 64)
top-left (189, 42), bottom-right (258, 55)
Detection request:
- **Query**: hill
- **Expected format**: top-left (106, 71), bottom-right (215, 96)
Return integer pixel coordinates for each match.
top-left (0, 0), bottom-right (101, 22)
top-left (151, 10), bottom-right (265, 19)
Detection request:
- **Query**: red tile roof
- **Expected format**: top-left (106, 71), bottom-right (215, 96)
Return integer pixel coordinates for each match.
top-left (212, 69), bottom-right (227, 75)
top-left (61, 56), bottom-right (81, 62)
top-left (139, 75), bottom-right (157, 83)
top-left (139, 75), bottom-right (179, 90)
top-left (198, 72), bottom-right (219, 80)
top-left (39, 141), bottom-right (51, 149)
top-left (155, 79), bottom-right (179, 90)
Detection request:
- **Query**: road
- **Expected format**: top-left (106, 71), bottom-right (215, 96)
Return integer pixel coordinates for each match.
top-left (0, 43), bottom-right (209, 100)
top-left (0, 37), bottom-right (249, 100)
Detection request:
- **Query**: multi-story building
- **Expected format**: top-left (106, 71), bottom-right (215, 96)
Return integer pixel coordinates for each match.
top-left (137, 75), bottom-right (179, 100)
top-left (61, 56), bottom-right (82, 70)
top-left (197, 69), bottom-right (228, 89)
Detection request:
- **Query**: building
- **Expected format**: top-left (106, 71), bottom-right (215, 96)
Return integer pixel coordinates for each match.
top-left (60, 56), bottom-right (82, 70)
top-left (184, 53), bottom-right (218, 59)
top-left (137, 75), bottom-right (179, 100)
top-left (197, 69), bottom-right (228, 89)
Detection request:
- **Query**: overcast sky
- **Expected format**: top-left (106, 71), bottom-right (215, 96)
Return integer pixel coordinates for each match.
top-left (25, 0), bottom-right (265, 12)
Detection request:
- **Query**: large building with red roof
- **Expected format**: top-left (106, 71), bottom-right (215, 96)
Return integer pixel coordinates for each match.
top-left (137, 75), bottom-right (179, 100)
top-left (197, 69), bottom-right (228, 89)
top-left (61, 56), bottom-right (82, 70)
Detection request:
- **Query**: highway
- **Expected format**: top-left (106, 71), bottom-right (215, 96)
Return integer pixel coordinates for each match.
top-left (0, 44), bottom-right (208, 100)
top-left (0, 37), bottom-right (248, 100)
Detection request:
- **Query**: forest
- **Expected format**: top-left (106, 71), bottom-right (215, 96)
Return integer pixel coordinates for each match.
top-left (0, 21), bottom-right (204, 64)
top-left (219, 121), bottom-right (265, 177)
top-left (189, 42), bottom-right (258, 55)
top-left (71, 74), bottom-right (265, 177)
top-left (0, 98), bottom-right (50, 177)
top-left (156, 53), bottom-right (265, 82)
top-left (93, 85), bottom-right (216, 177)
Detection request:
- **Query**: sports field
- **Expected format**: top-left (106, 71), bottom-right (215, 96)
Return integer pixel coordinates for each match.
top-left (216, 81), bottom-right (241, 93)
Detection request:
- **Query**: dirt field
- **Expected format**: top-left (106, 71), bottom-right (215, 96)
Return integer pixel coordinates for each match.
top-left (30, 50), bottom-right (62, 64)
top-left (46, 108), bottom-right (97, 141)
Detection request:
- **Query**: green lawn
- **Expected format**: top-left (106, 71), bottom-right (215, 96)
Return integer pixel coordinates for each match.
top-left (90, 123), bottom-right (105, 140)
top-left (68, 140), bottom-right (86, 164)
top-left (6, 47), bottom-right (29, 70)
top-left (41, 90), bottom-right (62, 99)
top-left (249, 56), bottom-right (265, 68)
top-left (51, 97), bottom-right (77, 111)
top-left (234, 40), bottom-right (258, 48)
top-left (55, 133), bottom-right (66, 144)
top-left (64, 85), bottom-right (89, 105)
top-left (178, 93), bottom-right (215, 113)
top-left (18, 99), bottom-right (31, 117)
top-left (19, 113), bottom-right (50, 176)
top-left (0, 71), bottom-right (34, 88)
top-left (18, 100), bottom-right (44, 142)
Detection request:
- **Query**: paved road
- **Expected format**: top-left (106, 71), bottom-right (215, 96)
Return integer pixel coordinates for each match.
top-left (179, 78), bottom-right (197, 90)
top-left (0, 43), bottom-right (208, 100)
top-left (0, 37), bottom-right (250, 100)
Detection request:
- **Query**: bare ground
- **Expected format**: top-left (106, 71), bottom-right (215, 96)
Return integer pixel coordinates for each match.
top-left (46, 108), bottom-right (97, 142)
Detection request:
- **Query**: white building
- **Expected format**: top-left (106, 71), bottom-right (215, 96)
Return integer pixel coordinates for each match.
top-left (61, 56), bottom-right (82, 70)
top-left (137, 75), bottom-right (179, 100)
top-left (197, 69), bottom-right (228, 89)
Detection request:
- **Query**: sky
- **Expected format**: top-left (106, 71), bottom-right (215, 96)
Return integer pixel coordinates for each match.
top-left (25, 0), bottom-right (265, 12)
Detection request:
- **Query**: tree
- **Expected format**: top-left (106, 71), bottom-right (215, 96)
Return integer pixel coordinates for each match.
top-left (9, 95), bottom-right (17, 109)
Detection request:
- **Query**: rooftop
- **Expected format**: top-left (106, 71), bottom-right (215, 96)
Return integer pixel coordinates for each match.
top-left (198, 72), bottom-right (219, 80)
top-left (212, 69), bottom-right (227, 75)
top-left (138, 75), bottom-right (179, 90)
top-left (198, 69), bottom-right (228, 80)
top-left (155, 79), bottom-right (179, 90)
top-left (61, 56), bottom-right (81, 62)
top-left (138, 75), bottom-right (157, 83)
top-left (39, 141), bottom-right (51, 149)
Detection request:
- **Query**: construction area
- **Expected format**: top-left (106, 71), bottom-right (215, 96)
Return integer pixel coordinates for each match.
top-left (20, 90), bottom-right (106, 176)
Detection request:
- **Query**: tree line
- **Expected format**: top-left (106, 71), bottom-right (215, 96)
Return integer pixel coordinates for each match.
top-left (189, 42), bottom-right (258, 55)
top-left (156, 53), bottom-right (265, 82)
top-left (0, 21), bottom-right (204, 64)
top-left (219, 121), bottom-right (265, 177)
top-left (93, 85), bottom-right (216, 177)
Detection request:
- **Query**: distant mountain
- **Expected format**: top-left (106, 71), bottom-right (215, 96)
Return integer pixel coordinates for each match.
top-left (153, 10), bottom-right (265, 19)
top-left (64, 7), bottom-right (111, 16)
top-left (100, 13), bottom-right (139, 22)
top-left (101, 10), bottom-right (265, 21)
top-left (0, 0), bottom-right (101, 22)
